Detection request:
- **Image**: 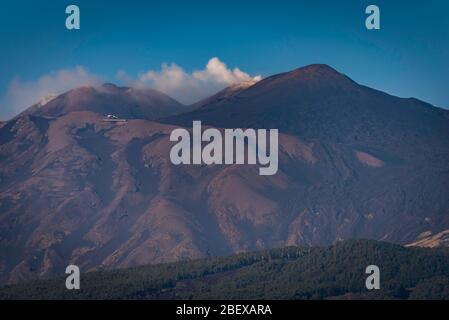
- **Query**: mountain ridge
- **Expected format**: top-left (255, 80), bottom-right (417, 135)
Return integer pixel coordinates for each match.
top-left (18, 83), bottom-right (186, 121)
top-left (1, 64), bottom-right (449, 285)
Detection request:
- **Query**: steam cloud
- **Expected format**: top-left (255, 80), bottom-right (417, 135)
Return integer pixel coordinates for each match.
top-left (2, 66), bottom-right (101, 119)
top-left (117, 57), bottom-right (262, 104)
top-left (1, 58), bottom-right (261, 120)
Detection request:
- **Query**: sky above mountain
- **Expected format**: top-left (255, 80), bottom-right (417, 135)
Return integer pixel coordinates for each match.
top-left (0, 0), bottom-right (448, 119)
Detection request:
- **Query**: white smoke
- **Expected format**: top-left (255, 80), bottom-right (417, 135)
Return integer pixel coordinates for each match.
top-left (118, 57), bottom-right (262, 104)
top-left (2, 66), bottom-right (101, 119)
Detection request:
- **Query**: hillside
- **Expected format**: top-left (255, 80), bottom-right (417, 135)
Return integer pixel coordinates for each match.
top-left (1, 64), bottom-right (449, 285)
top-left (1, 240), bottom-right (449, 300)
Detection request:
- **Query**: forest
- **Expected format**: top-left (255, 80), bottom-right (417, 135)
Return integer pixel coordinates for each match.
top-left (1, 239), bottom-right (449, 300)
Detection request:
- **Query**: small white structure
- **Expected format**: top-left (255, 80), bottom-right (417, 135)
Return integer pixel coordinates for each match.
top-left (102, 114), bottom-right (127, 124)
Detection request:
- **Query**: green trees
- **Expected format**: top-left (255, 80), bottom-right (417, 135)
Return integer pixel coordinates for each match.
top-left (1, 239), bottom-right (448, 300)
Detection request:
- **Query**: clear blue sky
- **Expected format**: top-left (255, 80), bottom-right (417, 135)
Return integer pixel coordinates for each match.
top-left (0, 0), bottom-right (448, 119)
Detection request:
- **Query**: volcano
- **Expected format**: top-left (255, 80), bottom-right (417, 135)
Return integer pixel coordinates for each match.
top-left (1, 64), bottom-right (449, 285)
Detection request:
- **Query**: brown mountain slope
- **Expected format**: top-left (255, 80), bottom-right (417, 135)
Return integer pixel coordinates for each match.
top-left (1, 64), bottom-right (449, 284)
top-left (0, 112), bottom-right (318, 283)
top-left (163, 63), bottom-right (449, 242)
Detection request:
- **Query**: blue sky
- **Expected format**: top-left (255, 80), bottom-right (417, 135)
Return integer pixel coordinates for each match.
top-left (0, 0), bottom-right (448, 119)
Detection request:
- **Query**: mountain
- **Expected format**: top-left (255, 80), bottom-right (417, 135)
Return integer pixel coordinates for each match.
top-left (163, 64), bottom-right (449, 244)
top-left (167, 64), bottom-right (449, 142)
top-left (1, 64), bottom-right (449, 285)
top-left (21, 83), bottom-right (185, 120)
top-left (2, 240), bottom-right (449, 300)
